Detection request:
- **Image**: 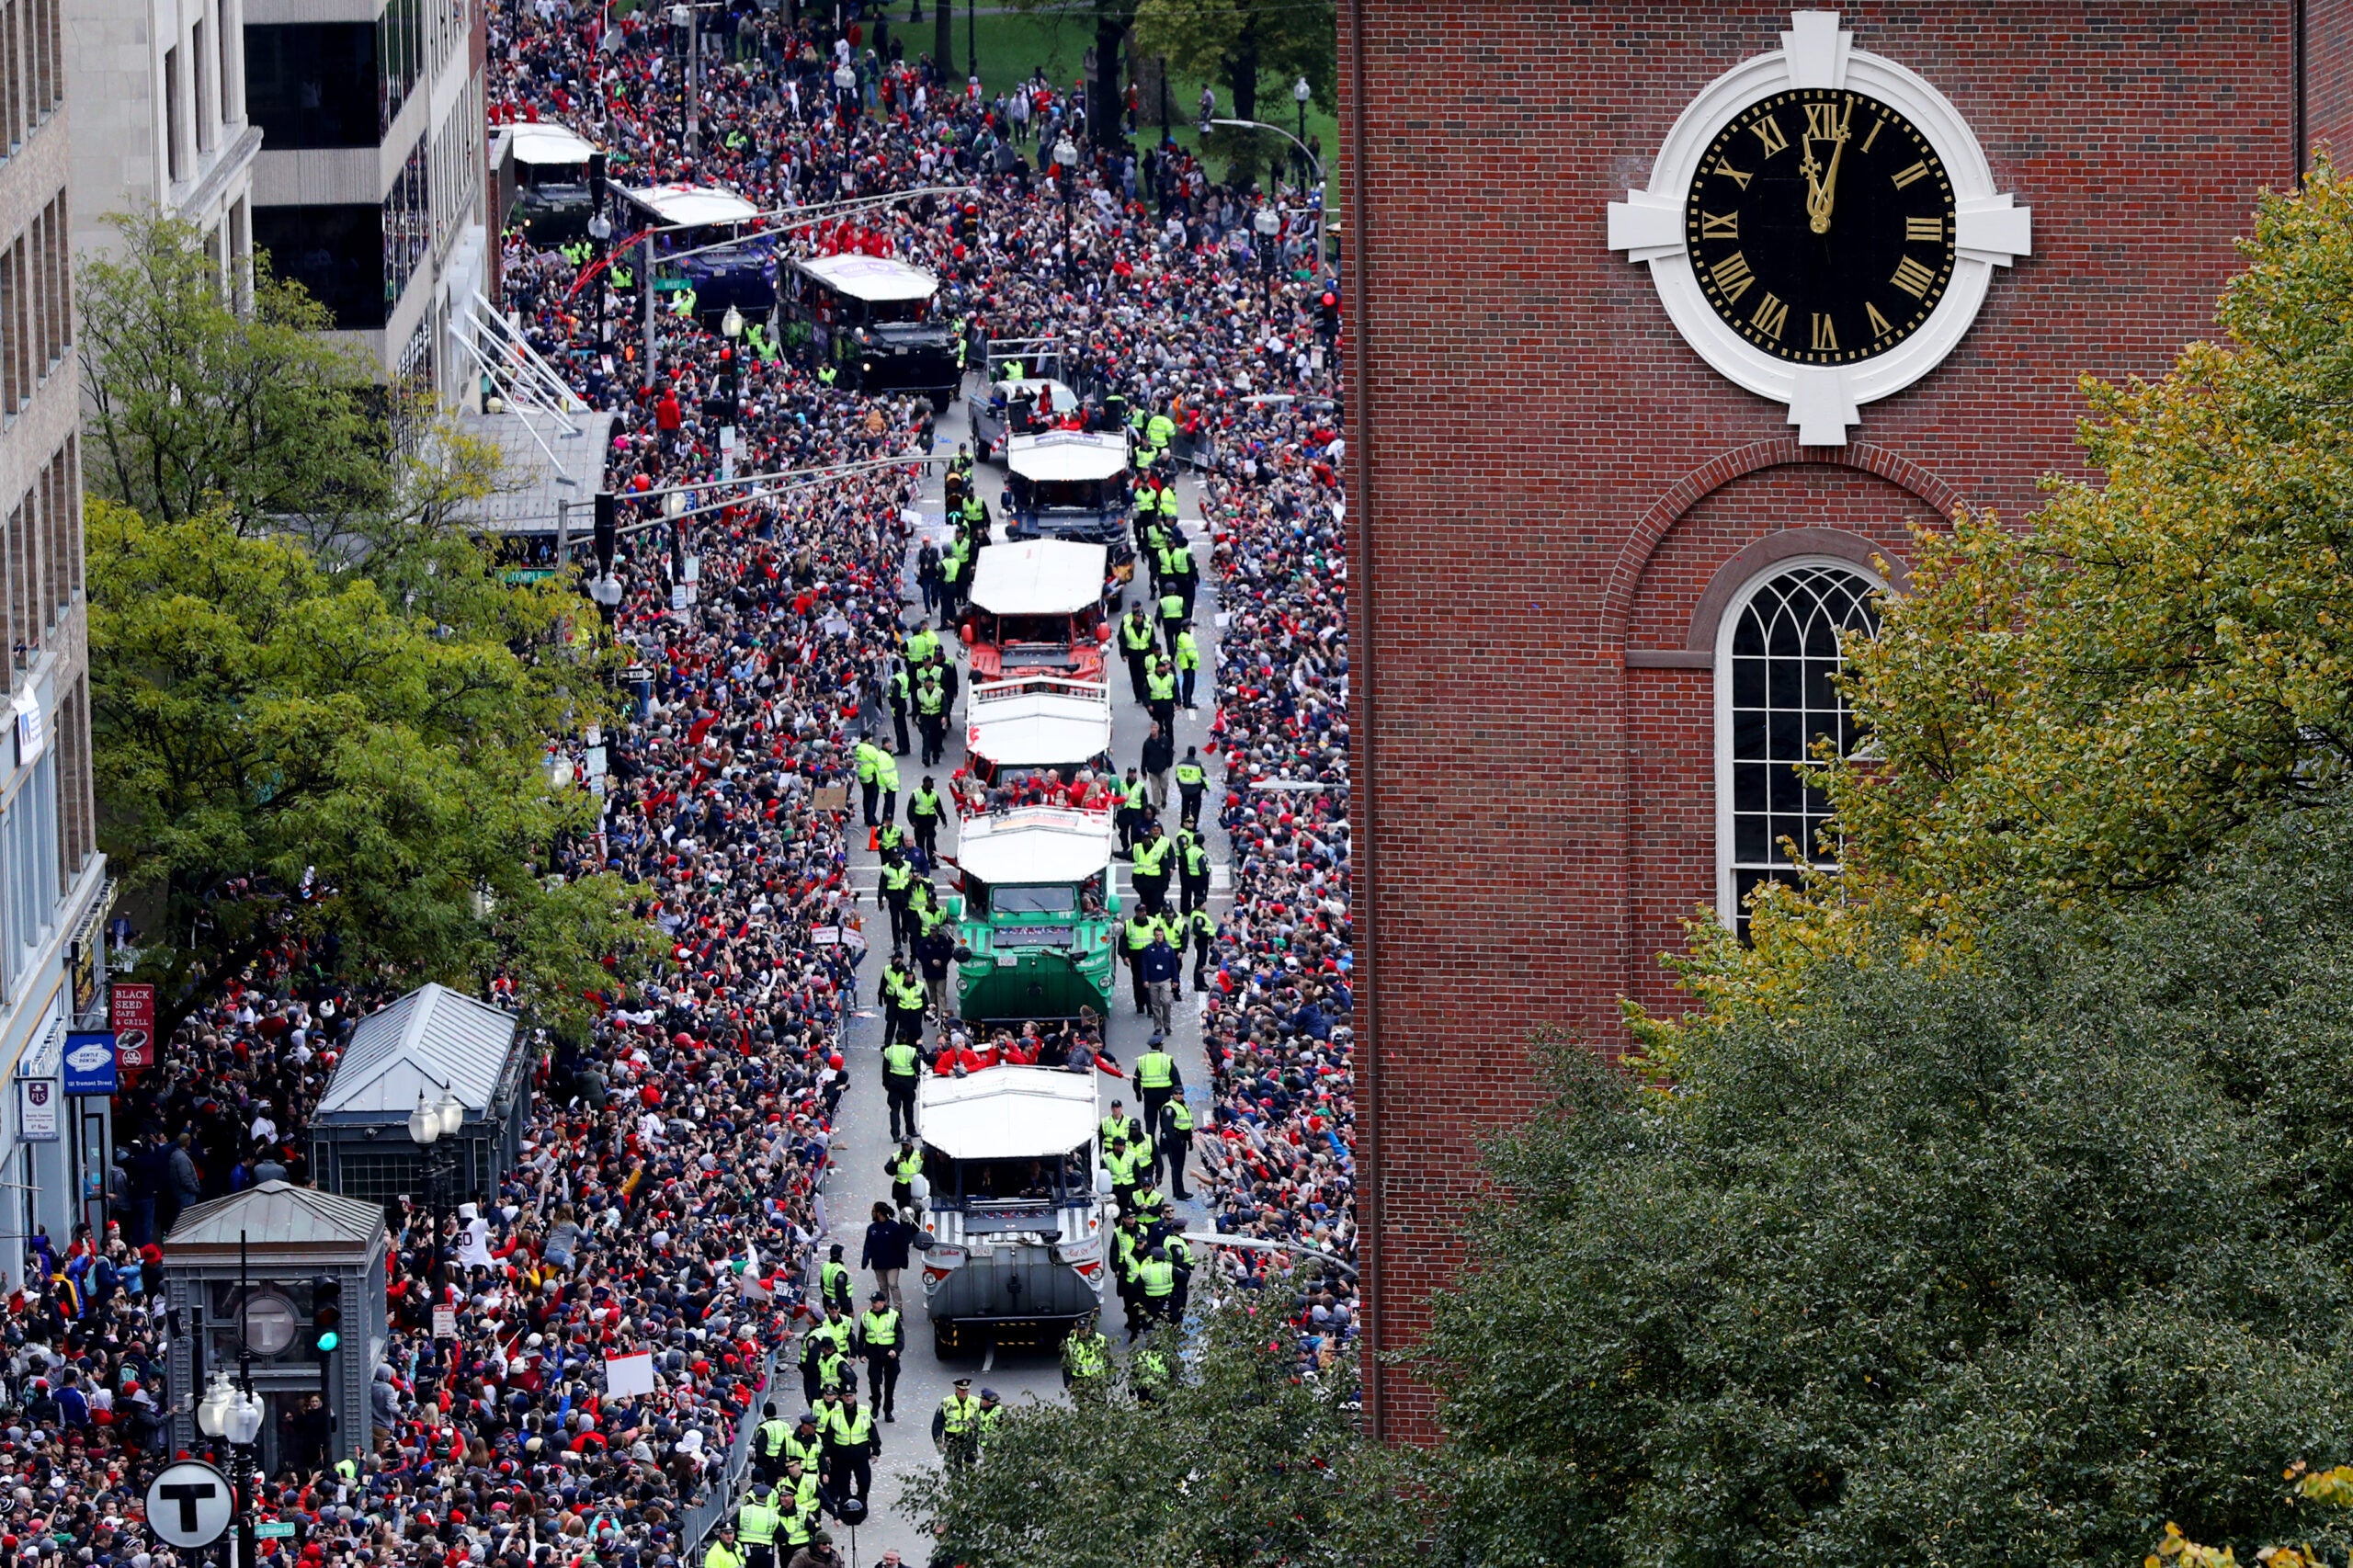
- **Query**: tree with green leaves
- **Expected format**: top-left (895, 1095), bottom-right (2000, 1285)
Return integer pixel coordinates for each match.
top-left (1135, 0), bottom-right (1333, 177)
top-left (1431, 801), bottom-right (2353, 1568)
top-left (1820, 156), bottom-right (2353, 922)
top-left (902, 1309), bottom-right (1415, 1568)
top-left (88, 498), bottom-right (650, 1045)
top-left (78, 210), bottom-right (507, 574)
top-left (1004, 0), bottom-right (1146, 147)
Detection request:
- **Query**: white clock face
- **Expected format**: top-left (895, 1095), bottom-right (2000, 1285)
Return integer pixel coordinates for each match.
top-left (1608, 10), bottom-right (2029, 444)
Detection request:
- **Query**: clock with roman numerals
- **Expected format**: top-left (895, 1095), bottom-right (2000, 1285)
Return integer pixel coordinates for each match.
top-left (1608, 11), bottom-right (2029, 444)
top-left (1687, 90), bottom-right (1955, 366)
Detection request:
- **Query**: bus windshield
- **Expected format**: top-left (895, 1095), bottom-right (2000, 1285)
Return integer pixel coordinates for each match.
top-left (995, 614), bottom-right (1073, 646)
top-left (992, 884), bottom-right (1078, 915)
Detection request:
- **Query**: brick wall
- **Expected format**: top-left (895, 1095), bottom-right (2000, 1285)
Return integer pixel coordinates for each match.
top-left (2310, 0), bottom-right (2353, 158)
top-left (1341, 0), bottom-right (2310, 1442)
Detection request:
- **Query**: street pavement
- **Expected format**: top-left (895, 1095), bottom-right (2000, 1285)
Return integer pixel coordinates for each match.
top-left (814, 383), bottom-right (1227, 1562)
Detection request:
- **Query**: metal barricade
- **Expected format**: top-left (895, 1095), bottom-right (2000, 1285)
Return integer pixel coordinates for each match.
top-left (677, 1344), bottom-right (784, 1559)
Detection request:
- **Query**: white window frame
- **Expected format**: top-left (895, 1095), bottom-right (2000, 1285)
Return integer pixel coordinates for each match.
top-left (1713, 554), bottom-right (1887, 929)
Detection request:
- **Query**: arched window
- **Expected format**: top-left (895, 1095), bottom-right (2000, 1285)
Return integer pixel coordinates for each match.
top-left (1714, 559), bottom-right (1883, 936)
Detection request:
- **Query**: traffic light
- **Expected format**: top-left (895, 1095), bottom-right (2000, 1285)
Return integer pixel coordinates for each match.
top-left (310, 1275), bottom-right (342, 1359)
top-left (587, 152), bottom-right (608, 210)
top-left (594, 491), bottom-right (617, 577)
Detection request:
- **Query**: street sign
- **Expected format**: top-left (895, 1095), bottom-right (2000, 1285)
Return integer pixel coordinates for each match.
top-left (63, 1031), bottom-right (118, 1096)
top-left (145, 1460), bottom-right (233, 1549)
top-left (256, 1523), bottom-right (296, 1540)
top-left (651, 278), bottom-right (691, 292)
top-left (432, 1304), bottom-right (458, 1340)
top-left (111, 983), bottom-right (155, 1068)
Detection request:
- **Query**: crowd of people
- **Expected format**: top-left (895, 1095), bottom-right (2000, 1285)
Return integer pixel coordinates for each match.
top-left (0, 8), bottom-right (1359, 1568)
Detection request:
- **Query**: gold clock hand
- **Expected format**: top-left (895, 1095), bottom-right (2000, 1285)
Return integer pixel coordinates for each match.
top-left (1809, 130), bottom-right (1847, 234)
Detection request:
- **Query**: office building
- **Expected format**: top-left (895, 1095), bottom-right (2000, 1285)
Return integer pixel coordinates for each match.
top-left (0, 0), bottom-right (118, 1285)
top-left (244, 0), bottom-right (488, 401)
top-left (64, 0), bottom-right (259, 280)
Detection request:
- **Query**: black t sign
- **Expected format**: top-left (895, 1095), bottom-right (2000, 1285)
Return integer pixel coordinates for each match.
top-left (158, 1481), bottom-right (217, 1534)
top-left (146, 1461), bottom-right (233, 1548)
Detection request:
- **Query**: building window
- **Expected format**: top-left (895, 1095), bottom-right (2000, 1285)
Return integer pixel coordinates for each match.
top-left (1714, 559), bottom-right (1883, 937)
top-left (253, 203), bottom-right (383, 328)
top-left (1, 744), bottom-right (61, 988)
top-left (193, 19), bottom-right (212, 151)
top-left (243, 23), bottom-right (377, 150)
top-left (164, 45), bottom-right (184, 183)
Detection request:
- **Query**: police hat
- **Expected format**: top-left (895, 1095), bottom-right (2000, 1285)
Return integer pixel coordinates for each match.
top-left (952, 1376), bottom-right (972, 1388)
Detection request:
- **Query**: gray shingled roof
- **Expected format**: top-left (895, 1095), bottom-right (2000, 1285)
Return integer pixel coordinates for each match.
top-left (313, 983), bottom-right (519, 1124)
top-left (165, 1181), bottom-right (386, 1249)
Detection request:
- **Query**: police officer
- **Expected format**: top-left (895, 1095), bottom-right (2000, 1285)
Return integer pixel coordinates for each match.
top-left (820, 1244), bottom-right (854, 1317)
top-left (1159, 1095), bottom-right (1195, 1200)
top-left (1130, 823), bottom-right (1172, 915)
top-left (1174, 625), bottom-right (1202, 709)
top-left (703, 1523), bottom-right (743, 1568)
top-left (854, 737), bottom-right (886, 828)
top-left (858, 1290), bottom-right (902, 1422)
top-left (754, 1401), bottom-right (791, 1483)
top-left (1145, 655), bottom-right (1178, 733)
top-left (881, 1033), bottom-right (922, 1142)
top-left (933, 1377), bottom-right (982, 1467)
top-left (1122, 910), bottom-right (1157, 1011)
top-left (1176, 825), bottom-right (1211, 915)
top-left (886, 1138), bottom-right (923, 1213)
top-left (1138, 1245), bottom-right (1177, 1325)
top-left (785, 1412), bottom-right (825, 1480)
top-left (915, 663), bottom-right (950, 767)
top-left (822, 1388), bottom-right (878, 1503)
top-left (976, 1389), bottom-right (1006, 1448)
top-left (907, 775), bottom-right (947, 864)
top-left (800, 1305), bottom-right (853, 1406)
top-left (1103, 1131), bottom-right (1144, 1218)
top-left (886, 660), bottom-right (912, 756)
top-left (735, 1485), bottom-right (780, 1568)
top-left (1174, 747), bottom-right (1207, 829)
top-left (872, 746), bottom-right (901, 831)
top-left (775, 1464), bottom-right (819, 1562)
top-left (1165, 1229), bottom-right (1196, 1321)
top-left (1186, 903), bottom-right (1216, 993)
top-left (1120, 606), bottom-right (1157, 703)
top-left (1061, 1312), bottom-right (1112, 1392)
top-left (1131, 1036), bottom-right (1178, 1141)
top-left (879, 852), bottom-right (916, 952)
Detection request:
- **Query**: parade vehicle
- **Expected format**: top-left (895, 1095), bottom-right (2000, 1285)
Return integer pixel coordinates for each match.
top-left (942, 806), bottom-right (1120, 1026)
top-left (779, 254), bottom-right (961, 408)
top-left (1003, 432), bottom-right (1136, 574)
top-left (963, 675), bottom-right (1116, 791)
top-left (619, 183), bottom-right (773, 324)
top-left (506, 123), bottom-right (601, 244)
top-left (914, 1066), bottom-right (1109, 1357)
top-left (968, 376), bottom-right (1082, 462)
top-left (961, 540), bottom-right (1112, 683)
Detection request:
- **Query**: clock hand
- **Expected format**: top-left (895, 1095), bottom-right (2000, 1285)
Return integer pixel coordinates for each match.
top-left (1809, 128), bottom-right (1848, 234)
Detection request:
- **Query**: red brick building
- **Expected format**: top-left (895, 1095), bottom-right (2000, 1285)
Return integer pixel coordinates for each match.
top-left (1339, 0), bottom-right (2353, 1439)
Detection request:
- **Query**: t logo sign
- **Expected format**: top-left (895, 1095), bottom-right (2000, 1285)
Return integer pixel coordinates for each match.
top-left (145, 1461), bottom-right (233, 1548)
top-left (158, 1482), bottom-right (217, 1534)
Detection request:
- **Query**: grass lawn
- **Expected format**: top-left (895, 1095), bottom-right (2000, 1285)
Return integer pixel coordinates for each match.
top-left (876, 4), bottom-right (1338, 187)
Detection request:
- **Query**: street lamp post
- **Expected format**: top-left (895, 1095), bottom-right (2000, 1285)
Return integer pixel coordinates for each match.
top-left (197, 1231), bottom-right (268, 1568)
top-left (1293, 76), bottom-right (1310, 163)
top-left (587, 210), bottom-right (613, 349)
top-left (1052, 132), bottom-right (1078, 279)
top-left (1204, 115), bottom-right (1325, 270)
top-left (407, 1087), bottom-right (464, 1287)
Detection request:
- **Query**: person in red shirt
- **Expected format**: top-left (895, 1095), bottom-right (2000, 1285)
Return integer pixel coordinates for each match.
top-left (655, 387), bottom-right (683, 453)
